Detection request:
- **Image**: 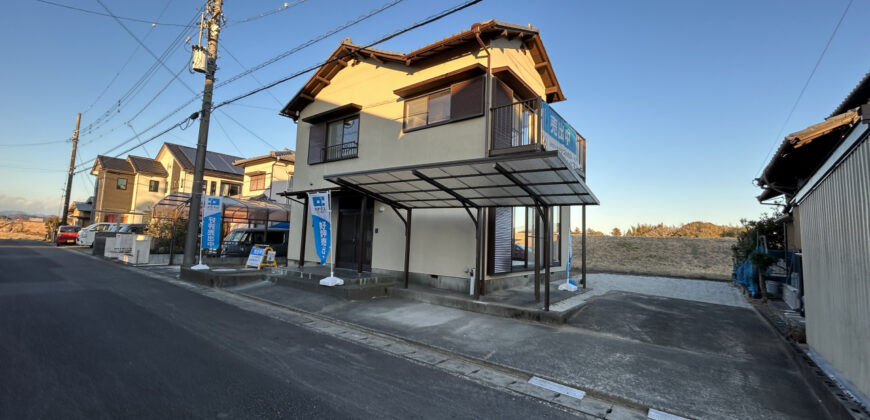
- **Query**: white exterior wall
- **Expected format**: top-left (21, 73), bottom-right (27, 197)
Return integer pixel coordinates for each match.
top-left (798, 135), bottom-right (870, 400)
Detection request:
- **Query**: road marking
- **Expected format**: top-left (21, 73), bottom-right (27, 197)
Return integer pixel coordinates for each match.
top-left (528, 376), bottom-right (586, 401)
top-left (648, 408), bottom-right (689, 420)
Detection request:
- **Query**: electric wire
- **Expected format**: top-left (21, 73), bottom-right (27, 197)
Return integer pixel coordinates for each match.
top-left (34, 0), bottom-right (195, 27)
top-left (81, 0), bottom-right (175, 116)
top-left (76, 0), bottom-right (483, 170)
top-left (213, 0), bottom-right (483, 110)
top-left (754, 0), bottom-right (854, 179)
top-left (0, 139), bottom-right (69, 147)
top-left (212, 115), bottom-right (245, 155)
top-left (217, 110), bottom-right (278, 150)
top-left (220, 43), bottom-right (283, 105)
top-left (226, 0), bottom-right (308, 27)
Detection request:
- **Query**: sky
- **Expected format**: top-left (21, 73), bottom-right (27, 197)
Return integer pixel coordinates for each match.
top-left (1, 0), bottom-right (868, 233)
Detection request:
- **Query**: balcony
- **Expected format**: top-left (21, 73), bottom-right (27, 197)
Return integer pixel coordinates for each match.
top-left (490, 99), bottom-right (586, 178)
top-left (323, 142), bottom-right (358, 162)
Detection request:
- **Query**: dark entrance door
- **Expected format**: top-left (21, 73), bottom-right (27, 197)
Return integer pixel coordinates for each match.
top-left (335, 195), bottom-right (373, 270)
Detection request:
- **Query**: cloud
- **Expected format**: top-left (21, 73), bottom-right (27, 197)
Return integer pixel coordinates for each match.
top-left (0, 194), bottom-right (62, 216)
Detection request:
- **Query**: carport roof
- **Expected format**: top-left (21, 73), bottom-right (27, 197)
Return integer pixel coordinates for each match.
top-left (324, 151), bottom-right (599, 209)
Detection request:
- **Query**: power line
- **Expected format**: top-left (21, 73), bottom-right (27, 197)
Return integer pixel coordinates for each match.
top-left (81, 8), bottom-right (200, 137)
top-left (81, 0), bottom-right (176, 116)
top-left (218, 110), bottom-right (277, 149)
top-left (215, 0), bottom-right (405, 90)
top-left (755, 0), bottom-right (854, 179)
top-left (212, 114), bottom-right (245, 155)
top-left (0, 139), bottom-right (68, 147)
top-left (226, 0), bottom-right (308, 27)
top-left (213, 0), bottom-right (483, 110)
top-left (34, 0), bottom-right (195, 27)
top-left (220, 43), bottom-right (283, 105)
top-left (76, 0), bottom-right (483, 169)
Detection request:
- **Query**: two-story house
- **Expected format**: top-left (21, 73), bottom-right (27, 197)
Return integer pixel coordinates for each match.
top-left (90, 143), bottom-right (247, 223)
top-left (154, 143), bottom-right (245, 197)
top-left (232, 150), bottom-right (295, 201)
top-left (281, 20), bottom-right (598, 302)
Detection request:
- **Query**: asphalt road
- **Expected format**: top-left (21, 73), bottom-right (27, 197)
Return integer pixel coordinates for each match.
top-left (0, 240), bottom-right (574, 420)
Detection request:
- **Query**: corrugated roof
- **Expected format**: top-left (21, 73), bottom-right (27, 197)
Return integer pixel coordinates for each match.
top-left (127, 155), bottom-right (168, 176)
top-left (95, 155), bottom-right (134, 173)
top-left (163, 143), bottom-right (244, 176)
top-left (831, 68), bottom-right (870, 117)
top-left (71, 201), bottom-right (93, 212)
top-left (281, 20), bottom-right (565, 119)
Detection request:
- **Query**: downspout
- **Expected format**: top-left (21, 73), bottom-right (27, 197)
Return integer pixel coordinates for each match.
top-left (474, 26), bottom-right (491, 158)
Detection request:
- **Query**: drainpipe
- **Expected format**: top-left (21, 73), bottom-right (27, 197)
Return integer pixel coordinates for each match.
top-left (474, 25), bottom-right (492, 158)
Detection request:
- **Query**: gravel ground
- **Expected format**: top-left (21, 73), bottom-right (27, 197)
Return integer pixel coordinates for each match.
top-left (556, 272), bottom-right (750, 309)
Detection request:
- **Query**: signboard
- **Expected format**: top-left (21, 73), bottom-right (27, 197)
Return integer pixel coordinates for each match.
top-left (246, 247), bottom-right (266, 268)
top-left (201, 195), bottom-right (222, 250)
top-left (308, 192), bottom-right (332, 265)
top-left (541, 102), bottom-right (583, 174)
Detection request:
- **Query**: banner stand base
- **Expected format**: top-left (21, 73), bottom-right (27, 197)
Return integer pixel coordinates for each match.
top-left (191, 264), bottom-right (210, 270)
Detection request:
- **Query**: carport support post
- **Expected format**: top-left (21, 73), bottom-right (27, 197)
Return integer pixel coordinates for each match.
top-left (357, 196), bottom-right (367, 274)
top-left (474, 207), bottom-right (482, 300)
top-left (581, 204), bottom-right (587, 289)
top-left (168, 218), bottom-right (177, 265)
top-left (298, 195), bottom-right (308, 267)
top-left (544, 206), bottom-right (551, 311)
top-left (403, 208), bottom-right (412, 288)
top-left (534, 206), bottom-right (541, 302)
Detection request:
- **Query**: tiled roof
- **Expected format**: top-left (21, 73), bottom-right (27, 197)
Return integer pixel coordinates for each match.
top-left (127, 155), bottom-right (168, 176)
top-left (233, 150), bottom-right (296, 167)
top-left (281, 20), bottom-right (564, 119)
top-left (96, 155), bottom-right (134, 173)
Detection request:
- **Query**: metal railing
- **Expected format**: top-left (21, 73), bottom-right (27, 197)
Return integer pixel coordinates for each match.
top-left (323, 142), bottom-right (358, 162)
top-left (491, 98), bottom-right (540, 150)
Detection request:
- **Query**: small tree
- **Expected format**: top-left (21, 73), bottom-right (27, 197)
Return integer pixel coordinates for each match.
top-left (586, 228), bottom-right (604, 236)
top-left (611, 227), bottom-right (622, 237)
top-left (44, 216), bottom-right (60, 241)
top-left (145, 218), bottom-right (187, 254)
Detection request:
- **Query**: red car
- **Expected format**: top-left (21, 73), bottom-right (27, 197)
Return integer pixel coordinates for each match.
top-left (56, 225), bottom-right (81, 245)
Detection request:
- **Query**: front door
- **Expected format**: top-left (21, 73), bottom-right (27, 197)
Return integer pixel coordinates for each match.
top-left (335, 195), bottom-right (373, 270)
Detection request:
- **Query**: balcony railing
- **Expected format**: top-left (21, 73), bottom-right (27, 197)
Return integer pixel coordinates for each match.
top-left (491, 98), bottom-right (541, 150)
top-left (490, 98), bottom-right (586, 178)
top-left (323, 142), bottom-right (358, 162)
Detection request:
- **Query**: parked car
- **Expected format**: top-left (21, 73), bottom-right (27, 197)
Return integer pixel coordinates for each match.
top-left (76, 222), bottom-right (116, 247)
top-left (55, 225), bottom-right (81, 245)
top-left (218, 228), bottom-right (289, 257)
top-left (118, 223), bottom-right (146, 234)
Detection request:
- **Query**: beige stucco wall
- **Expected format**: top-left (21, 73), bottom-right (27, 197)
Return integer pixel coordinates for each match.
top-left (130, 173), bottom-right (165, 218)
top-left (240, 160), bottom-right (294, 201)
top-left (288, 39), bottom-right (570, 281)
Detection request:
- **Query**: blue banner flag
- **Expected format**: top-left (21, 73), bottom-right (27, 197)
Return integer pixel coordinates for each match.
top-left (201, 196), bottom-right (222, 250)
top-left (308, 192), bottom-right (331, 265)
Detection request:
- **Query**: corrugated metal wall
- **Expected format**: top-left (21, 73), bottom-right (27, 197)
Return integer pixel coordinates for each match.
top-left (798, 135), bottom-right (870, 399)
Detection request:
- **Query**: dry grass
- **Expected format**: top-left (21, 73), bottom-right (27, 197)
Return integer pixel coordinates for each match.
top-left (571, 235), bottom-right (735, 280)
top-left (0, 220), bottom-right (47, 241)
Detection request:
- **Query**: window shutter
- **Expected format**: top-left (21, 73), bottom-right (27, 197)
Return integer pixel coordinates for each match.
top-left (492, 80), bottom-right (514, 149)
top-left (488, 207), bottom-right (513, 274)
top-left (308, 123), bottom-right (326, 164)
top-left (450, 76), bottom-right (484, 121)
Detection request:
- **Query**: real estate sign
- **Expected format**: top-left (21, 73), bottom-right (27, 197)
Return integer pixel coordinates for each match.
top-left (308, 192), bottom-right (331, 265)
top-left (201, 195), bottom-right (222, 250)
top-left (541, 102), bottom-right (582, 173)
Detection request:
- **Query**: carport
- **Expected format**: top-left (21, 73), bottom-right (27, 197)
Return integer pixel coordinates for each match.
top-left (150, 192), bottom-right (291, 262)
top-left (318, 150), bottom-right (598, 310)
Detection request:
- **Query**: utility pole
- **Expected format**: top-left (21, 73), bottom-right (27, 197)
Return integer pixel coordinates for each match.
top-left (60, 113), bottom-right (81, 225)
top-left (183, 0), bottom-right (223, 267)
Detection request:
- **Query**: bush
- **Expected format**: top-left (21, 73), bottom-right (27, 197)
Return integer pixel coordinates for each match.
top-left (145, 218), bottom-right (187, 254)
top-left (44, 216), bottom-right (60, 240)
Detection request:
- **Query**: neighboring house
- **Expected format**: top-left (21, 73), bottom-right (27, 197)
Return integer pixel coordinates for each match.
top-left (91, 156), bottom-right (137, 223)
top-left (233, 150), bottom-right (295, 201)
top-left (756, 70), bottom-right (870, 407)
top-left (154, 143), bottom-right (244, 197)
top-left (90, 143), bottom-right (247, 223)
top-left (281, 20), bottom-right (597, 297)
top-left (67, 198), bottom-right (94, 227)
